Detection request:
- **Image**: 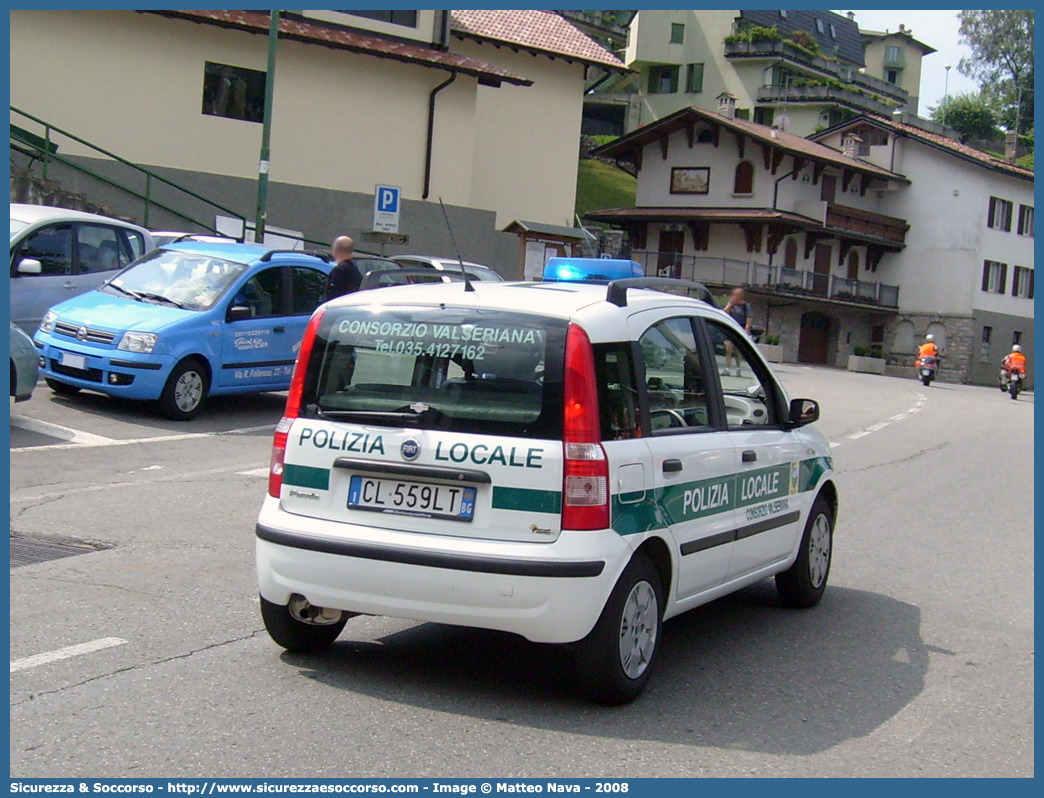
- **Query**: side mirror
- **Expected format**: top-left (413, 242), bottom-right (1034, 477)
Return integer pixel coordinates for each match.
top-left (787, 398), bottom-right (820, 428)
top-left (17, 258), bottom-right (42, 275)
top-left (227, 305), bottom-right (252, 322)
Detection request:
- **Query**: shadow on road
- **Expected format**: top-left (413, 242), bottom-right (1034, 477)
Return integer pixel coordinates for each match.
top-left (36, 388), bottom-right (286, 433)
top-left (285, 584), bottom-right (928, 756)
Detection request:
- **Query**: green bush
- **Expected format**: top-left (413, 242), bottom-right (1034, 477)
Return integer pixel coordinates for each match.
top-left (764, 334), bottom-right (781, 346)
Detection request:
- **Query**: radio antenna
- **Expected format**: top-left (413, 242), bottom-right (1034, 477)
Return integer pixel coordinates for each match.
top-left (438, 197), bottom-right (475, 292)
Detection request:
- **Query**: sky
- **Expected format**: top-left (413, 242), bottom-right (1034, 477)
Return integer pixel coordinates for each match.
top-left (836, 9), bottom-right (979, 112)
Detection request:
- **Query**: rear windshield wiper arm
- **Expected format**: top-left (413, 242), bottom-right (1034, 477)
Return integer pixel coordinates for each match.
top-left (313, 408), bottom-right (424, 424)
top-left (138, 292), bottom-right (185, 309)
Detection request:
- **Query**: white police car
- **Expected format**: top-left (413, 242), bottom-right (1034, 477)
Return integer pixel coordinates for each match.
top-left (256, 259), bottom-right (836, 704)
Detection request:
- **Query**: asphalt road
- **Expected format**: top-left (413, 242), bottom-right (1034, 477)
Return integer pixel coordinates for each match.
top-left (9, 366), bottom-right (1034, 777)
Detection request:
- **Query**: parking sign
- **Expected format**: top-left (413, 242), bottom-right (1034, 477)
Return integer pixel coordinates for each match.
top-left (373, 184), bottom-right (401, 233)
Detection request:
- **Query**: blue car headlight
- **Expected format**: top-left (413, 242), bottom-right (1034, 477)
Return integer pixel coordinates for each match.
top-left (117, 331), bottom-right (159, 354)
top-left (38, 311), bottom-right (57, 334)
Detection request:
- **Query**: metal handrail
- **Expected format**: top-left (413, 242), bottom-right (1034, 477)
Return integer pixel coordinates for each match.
top-left (9, 105), bottom-right (339, 251)
top-left (627, 251), bottom-right (900, 309)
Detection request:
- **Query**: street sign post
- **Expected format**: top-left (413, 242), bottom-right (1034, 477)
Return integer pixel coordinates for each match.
top-left (373, 184), bottom-right (401, 234)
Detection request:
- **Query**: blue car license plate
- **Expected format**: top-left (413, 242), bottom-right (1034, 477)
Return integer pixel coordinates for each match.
top-left (347, 475), bottom-right (476, 522)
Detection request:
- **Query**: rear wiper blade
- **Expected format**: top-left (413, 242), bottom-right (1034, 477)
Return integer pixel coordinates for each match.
top-left (138, 292), bottom-right (184, 308)
top-left (106, 283), bottom-right (144, 301)
top-left (314, 408), bottom-right (423, 424)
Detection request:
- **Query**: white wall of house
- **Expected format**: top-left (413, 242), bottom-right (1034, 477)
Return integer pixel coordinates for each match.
top-left (9, 10), bottom-right (480, 209)
top-left (453, 39), bottom-right (586, 230)
top-left (874, 140), bottom-right (1032, 319)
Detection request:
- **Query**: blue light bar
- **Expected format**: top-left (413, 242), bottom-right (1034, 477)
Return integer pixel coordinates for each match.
top-left (542, 257), bottom-right (643, 284)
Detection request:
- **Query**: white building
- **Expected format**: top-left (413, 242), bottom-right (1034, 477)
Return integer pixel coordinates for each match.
top-left (587, 101), bottom-right (1033, 385)
top-left (583, 10), bottom-right (932, 137)
top-left (813, 114), bottom-right (1034, 385)
top-left (9, 9), bottom-right (623, 273)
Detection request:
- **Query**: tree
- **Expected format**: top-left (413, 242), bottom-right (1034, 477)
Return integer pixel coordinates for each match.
top-left (929, 92), bottom-right (998, 143)
top-left (957, 11), bottom-right (1034, 134)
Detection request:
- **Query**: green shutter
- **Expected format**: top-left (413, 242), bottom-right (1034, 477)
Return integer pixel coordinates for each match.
top-left (687, 63), bottom-right (704, 93)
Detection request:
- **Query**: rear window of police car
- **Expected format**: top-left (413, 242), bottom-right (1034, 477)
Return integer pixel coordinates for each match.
top-left (301, 306), bottom-right (566, 439)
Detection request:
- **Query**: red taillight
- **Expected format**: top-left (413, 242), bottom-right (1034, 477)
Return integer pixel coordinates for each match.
top-left (269, 307), bottom-right (325, 498)
top-left (562, 323), bottom-right (609, 530)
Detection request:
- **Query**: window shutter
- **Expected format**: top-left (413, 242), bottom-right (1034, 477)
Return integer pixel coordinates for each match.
top-left (982, 262), bottom-right (991, 292)
top-left (988, 197), bottom-right (996, 227)
top-left (999, 262), bottom-right (1008, 293)
top-left (1004, 202), bottom-right (1013, 232)
top-left (1017, 207), bottom-right (1024, 235)
top-left (1012, 268), bottom-right (1020, 297)
top-left (1029, 269), bottom-right (1035, 299)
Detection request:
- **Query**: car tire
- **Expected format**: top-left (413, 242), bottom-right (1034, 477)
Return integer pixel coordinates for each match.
top-left (260, 595), bottom-right (349, 653)
top-left (158, 358), bottom-right (208, 421)
top-left (46, 378), bottom-right (81, 397)
top-left (574, 553), bottom-right (663, 706)
top-left (776, 495), bottom-right (834, 609)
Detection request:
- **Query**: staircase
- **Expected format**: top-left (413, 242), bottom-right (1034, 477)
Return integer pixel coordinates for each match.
top-left (9, 161), bottom-right (134, 221)
top-left (10, 105), bottom-right (249, 234)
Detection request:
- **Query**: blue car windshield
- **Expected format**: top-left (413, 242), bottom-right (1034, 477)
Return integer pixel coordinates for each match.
top-left (105, 250), bottom-right (248, 311)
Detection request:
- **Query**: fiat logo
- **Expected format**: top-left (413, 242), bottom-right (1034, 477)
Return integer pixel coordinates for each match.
top-left (401, 439), bottom-right (421, 462)
top-left (76, 326), bottom-right (88, 341)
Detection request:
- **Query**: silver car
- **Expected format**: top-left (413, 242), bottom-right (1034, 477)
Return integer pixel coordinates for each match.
top-left (392, 255), bottom-right (504, 282)
top-left (10, 204), bottom-right (154, 334)
top-left (10, 322), bottom-right (38, 403)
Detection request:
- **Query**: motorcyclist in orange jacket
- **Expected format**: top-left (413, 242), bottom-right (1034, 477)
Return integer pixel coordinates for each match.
top-left (916, 334), bottom-right (939, 367)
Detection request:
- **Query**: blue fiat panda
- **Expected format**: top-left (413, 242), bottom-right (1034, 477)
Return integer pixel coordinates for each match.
top-left (33, 242), bottom-right (333, 419)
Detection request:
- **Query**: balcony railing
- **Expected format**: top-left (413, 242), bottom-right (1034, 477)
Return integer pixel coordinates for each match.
top-left (758, 84), bottom-right (897, 116)
top-left (627, 252), bottom-right (900, 309)
top-left (825, 204), bottom-right (909, 245)
top-left (724, 40), bottom-right (907, 102)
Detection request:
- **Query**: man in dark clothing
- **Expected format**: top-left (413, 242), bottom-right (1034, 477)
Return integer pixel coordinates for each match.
top-left (723, 286), bottom-right (753, 376)
top-left (325, 236), bottom-right (362, 301)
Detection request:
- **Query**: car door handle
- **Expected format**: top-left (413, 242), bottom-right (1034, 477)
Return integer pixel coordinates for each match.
top-left (662, 459), bottom-right (683, 474)
top-left (742, 450), bottom-right (757, 463)
top-left (62, 281), bottom-right (76, 289)
top-left (273, 326), bottom-right (285, 333)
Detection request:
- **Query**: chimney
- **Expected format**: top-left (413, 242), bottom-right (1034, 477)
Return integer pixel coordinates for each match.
top-left (846, 11), bottom-right (855, 21)
top-left (898, 23), bottom-right (906, 33)
top-left (1005, 131), bottom-right (1018, 164)
top-left (842, 133), bottom-right (862, 159)
top-left (717, 91), bottom-right (737, 119)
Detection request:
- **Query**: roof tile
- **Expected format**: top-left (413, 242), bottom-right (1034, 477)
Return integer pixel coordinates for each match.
top-left (147, 10), bottom-right (531, 87)
top-left (451, 10), bottom-right (626, 70)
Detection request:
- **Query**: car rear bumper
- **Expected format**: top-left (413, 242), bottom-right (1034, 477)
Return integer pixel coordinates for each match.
top-left (255, 496), bottom-right (632, 644)
top-left (34, 332), bottom-right (172, 400)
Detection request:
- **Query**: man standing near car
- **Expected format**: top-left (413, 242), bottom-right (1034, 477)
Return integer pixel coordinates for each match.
top-left (722, 286), bottom-right (753, 376)
top-left (325, 236), bottom-right (362, 300)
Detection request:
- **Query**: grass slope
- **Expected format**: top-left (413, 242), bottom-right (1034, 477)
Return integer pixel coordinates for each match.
top-left (575, 158), bottom-right (636, 220)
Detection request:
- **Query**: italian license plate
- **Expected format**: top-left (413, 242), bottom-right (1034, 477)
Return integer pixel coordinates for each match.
top-left (347, 475), bottom-right (477, 522)
top-left (60, 352), bottom-right (88, 371)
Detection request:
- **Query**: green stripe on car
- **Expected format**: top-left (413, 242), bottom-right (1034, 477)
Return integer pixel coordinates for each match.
top-left (282, 464), bottom-right (331, 491)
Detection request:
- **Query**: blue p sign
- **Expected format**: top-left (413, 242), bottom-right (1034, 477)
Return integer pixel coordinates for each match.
top-left (377, 186), bottom-right (399, 214)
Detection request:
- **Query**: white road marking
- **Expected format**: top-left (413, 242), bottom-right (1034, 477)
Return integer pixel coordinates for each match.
top-left (11, 637), bottom-right (127, 674)
top-left (832, 390), bottom-right (927, 447)
top-left (10, 422), bottom-right (274, 453)
top-left (9, 415), bottom-right (115, 446)
top-left (237, 467), bottom-right (269, 477)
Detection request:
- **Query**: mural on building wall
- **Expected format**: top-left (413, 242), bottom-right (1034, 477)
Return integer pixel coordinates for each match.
top-left (670, 167), bottom-right (710, 195)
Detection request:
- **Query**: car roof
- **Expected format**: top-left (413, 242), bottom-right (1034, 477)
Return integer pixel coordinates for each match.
top-left (396, 255), bottom-right (489, 269)
top-left (10, 203), bottom-right (145, 229)
top-left (160, 241), bottom-right (329, 265)
top-left (326, 279), bottom-right (726, 324)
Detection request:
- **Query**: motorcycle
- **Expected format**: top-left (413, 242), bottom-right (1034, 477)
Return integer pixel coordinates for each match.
top-left (1000, 366), bottom-right (1026, 400)
top-left (916, 354), bottom-right (938, 386)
